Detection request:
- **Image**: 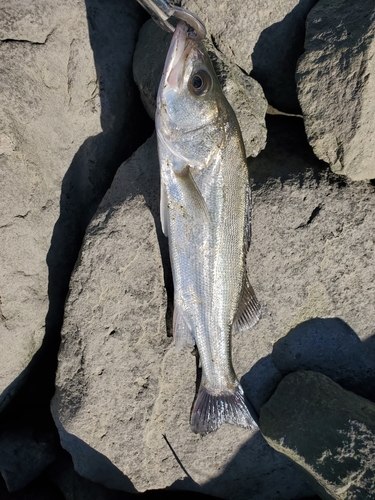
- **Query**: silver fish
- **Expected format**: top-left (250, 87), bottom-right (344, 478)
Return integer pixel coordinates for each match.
top-left (155, 21), bottom-right (261, 434)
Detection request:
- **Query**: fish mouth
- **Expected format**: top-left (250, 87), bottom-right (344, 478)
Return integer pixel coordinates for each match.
top-left (162, 21), bottom-right (196, 91)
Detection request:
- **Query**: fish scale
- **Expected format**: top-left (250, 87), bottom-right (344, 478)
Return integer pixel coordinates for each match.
top-left (156, 21), bottom-right (261, 434)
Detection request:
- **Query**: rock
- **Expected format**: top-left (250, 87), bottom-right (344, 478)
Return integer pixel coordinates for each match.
top-left (239, 115), bottom-right (375, 412)
top-left (296, 0), bottom-right (375, 181)
top-left (181, 0), bottom-right (318, 113)
top-left (0, 474), bottom-right (64, 500)
top-left (0, 0), bottom-right (148, 411)
top-left (133, 19), bottom-right (267, 157)
top-left (0, 424), bottom-right (57, 492)
top-left (52, 133), bottom-right (315, 500)
top-left (260, 371), bottom-right (375, 500)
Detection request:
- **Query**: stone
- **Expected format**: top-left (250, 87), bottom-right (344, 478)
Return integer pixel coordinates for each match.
top-left (260, 371), bottom-right (375, 500)
top-left (0, 0), bottom-right (148, 411)
top-left (181, 0), bottom-right (318, 113)
top-left (52, 133), bottom-right (315, 500)
top-left (296, 0), bottom-right (375, 181)
top-left (133, 19), bottom-right (267, 157)
top-left (0, 425), bottom-right (57, 492)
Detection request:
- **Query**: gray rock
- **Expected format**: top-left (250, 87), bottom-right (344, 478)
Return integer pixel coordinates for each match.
top-left (296, 0), bottom-right (375, 180)
top-left (240, 115), bottom-right (375, 412)
top-left (260, 371), bottom-right (375, 500)
top-left (0, 0), bottom-right (147, 410)
top-left (51, 134), bottom-right (168, 493)
top-left (181, 0), bottom-right (318, 113)
top-left (133, 19), bottom-right (267, 157)
top-left (52, 133), bottom-right (314, 500)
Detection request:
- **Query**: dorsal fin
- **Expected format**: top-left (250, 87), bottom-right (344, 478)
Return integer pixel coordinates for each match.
top-left (233, 275), bottom-right (261, 333)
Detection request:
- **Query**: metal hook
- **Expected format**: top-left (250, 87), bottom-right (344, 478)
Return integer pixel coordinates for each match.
top-left (136, 0), bottom-right (206, 41)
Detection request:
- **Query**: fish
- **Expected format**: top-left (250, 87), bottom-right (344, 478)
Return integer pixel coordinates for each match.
top-left (155, 21), bottom-right (261, 434)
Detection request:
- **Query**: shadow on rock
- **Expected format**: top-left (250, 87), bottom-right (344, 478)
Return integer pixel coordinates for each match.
top-left (250, 0), bottom-right (318, 113)
top-left (200, 431), bottom-right (315, 500)
top-left (248, 115), bottom-right (327, 190)
top-left (272, 317), bottom-right (375, 402)
top-left (243, 317), bottom-right (375, 414)
top-left (200, 318), bottom-right (375, 499)
top-left (56, 431), bottom-right (137, 493)
top-left (45, 0), bottom-right (153, 359)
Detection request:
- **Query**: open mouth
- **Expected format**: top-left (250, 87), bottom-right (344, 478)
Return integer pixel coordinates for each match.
top-left (163, 21), bottom-right (194, 90)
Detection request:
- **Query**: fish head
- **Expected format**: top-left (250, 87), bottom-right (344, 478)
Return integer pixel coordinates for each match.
top-left (156, 22), bottom-right (230, 169)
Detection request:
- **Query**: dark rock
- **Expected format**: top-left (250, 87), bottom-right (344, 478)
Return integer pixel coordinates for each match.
top-left (260, 371), bottom-right (375, 500)
top-left (0, 425), bottom-right (57, 492)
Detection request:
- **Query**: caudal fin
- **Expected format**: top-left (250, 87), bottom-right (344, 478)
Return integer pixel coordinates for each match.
top-left (190, 382), bottom-right (258, 434)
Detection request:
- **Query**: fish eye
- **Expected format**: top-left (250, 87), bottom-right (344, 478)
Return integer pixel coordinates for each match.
top-left (188, 70), bottom-right (211, 96)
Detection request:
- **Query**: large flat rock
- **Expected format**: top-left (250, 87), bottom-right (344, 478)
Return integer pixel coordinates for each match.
top-left (260, 371), bottom-right (375, 500)
top-left (0, 0), bottom-right (146, 410)
top-left (52, 116), bottom-right (375, 498)
top-left (52, 133), bottom-right (315, 500)
top-left (296, 0), bottom-right (375, 180)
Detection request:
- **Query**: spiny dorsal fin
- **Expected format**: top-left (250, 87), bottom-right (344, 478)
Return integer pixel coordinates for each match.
top-left (233, 276), bottom-right (261, 333)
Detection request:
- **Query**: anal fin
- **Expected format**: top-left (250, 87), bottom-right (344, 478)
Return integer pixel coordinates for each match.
top-left (160, 180), bottom-right (169, 237)
top-left (173, 303), bottom-right (195, 351)
top-left (233, 275), bottom-right (261, 333)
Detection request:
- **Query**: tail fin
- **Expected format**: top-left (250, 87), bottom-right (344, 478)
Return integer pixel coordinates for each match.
top-left (190, 382), bottom-right (258, 434)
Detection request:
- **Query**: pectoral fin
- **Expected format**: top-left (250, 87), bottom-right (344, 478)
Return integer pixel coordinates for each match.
top-left (233, 275), bottom-right (261, 333)
top-left (175, 166), bottom-right (210, 223)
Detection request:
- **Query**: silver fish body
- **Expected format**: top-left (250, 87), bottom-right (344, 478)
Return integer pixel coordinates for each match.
top-left (156, 22), bottom-right (261, 434)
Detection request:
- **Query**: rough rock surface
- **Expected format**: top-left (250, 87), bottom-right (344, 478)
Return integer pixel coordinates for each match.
top-left (260, 371), bottom-right (375, 500)
top-left (242, 115), bottom-right (375, 410)
top-left (296, 0), bottom-right (375, 181)
top-left (52, 133), bottom-right (316, 500)
top-left (0, 0), bottom-right (147, 411)
top-left (181, 0), bottom-right (318, 113)
top-left (133, 19), bottom-right (267, 157)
